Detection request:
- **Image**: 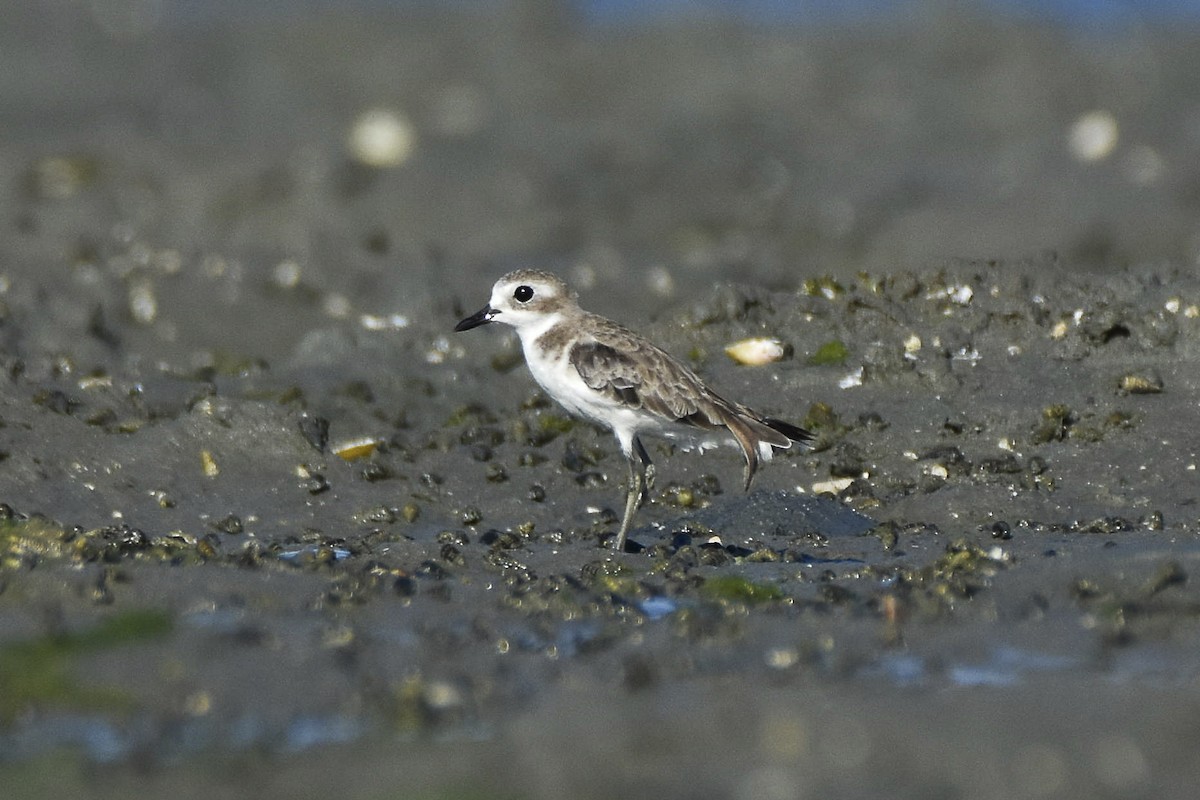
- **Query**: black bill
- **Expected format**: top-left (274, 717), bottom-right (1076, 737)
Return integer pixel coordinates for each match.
top-left (455, 304), bottom-right (498, 332)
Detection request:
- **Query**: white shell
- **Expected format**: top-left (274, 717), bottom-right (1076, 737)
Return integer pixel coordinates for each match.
top-left (333, 436), bottom-right (382, 461)
top-left (811, 477), bottom-right (853, 495)
top-left (724, 337), bottom-right (786, 365)
top-left (348, 108), bottom-right (416, 167)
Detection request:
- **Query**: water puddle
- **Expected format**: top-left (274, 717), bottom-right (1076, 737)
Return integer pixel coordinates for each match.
top-left (282, 715), bottom-right (366, 752)
top-left (0, 714), bottom-right (131, 763)
top-left (638, 596), bottom-right (679, 620)
top-left (277, 545), bottom-right (353, 563)
top-left (869, 646), bottom-right (1081, 688)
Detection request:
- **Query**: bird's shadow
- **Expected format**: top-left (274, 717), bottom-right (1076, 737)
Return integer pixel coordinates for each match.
top-left (625, 489), bottom-right (875, 551)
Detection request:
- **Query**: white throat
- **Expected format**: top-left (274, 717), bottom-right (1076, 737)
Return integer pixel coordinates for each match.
top-left (508, 310), bottom-right (567, 352)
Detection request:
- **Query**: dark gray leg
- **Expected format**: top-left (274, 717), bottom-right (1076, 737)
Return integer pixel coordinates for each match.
top-left (615, 437), bottom-right (651, 551)
top-left (634, 437), bottom-right (654, 502)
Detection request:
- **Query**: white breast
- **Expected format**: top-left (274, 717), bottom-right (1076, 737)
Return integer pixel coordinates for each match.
top-left (523, 341), bottom-right (612, 424)
top-left (520, 332), bottom-right (736, 455)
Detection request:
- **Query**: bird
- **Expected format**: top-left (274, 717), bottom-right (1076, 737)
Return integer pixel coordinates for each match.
top-left (454, 269), bottom-right (813, 551)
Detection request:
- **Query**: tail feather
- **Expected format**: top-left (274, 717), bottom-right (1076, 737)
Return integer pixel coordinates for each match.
top-left (719, 407), bottom-right (813, 491)
top-left (721, 412), bottom-right (762, 492)
top-left (761, 417), bottom-right (815, 445)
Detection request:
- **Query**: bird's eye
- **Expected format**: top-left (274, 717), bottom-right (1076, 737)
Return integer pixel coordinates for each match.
top-left (513, 285), bottom-right (534, 303)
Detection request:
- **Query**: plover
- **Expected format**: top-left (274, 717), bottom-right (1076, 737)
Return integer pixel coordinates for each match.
top-left (455, 270), bottom-right (813, 551)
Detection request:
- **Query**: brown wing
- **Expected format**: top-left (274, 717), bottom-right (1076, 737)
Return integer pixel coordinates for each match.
top-left (569, 320), bottom-right (814, 489)
top-left (569, 339), bottom-right (724, 426)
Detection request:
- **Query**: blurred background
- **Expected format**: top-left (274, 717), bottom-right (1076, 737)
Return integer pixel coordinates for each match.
top-left (3, 4), bottom-right (1200, 791)
top-left (2, 0), bottom-right (1199, 363)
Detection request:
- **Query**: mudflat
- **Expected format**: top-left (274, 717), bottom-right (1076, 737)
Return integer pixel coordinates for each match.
top-left (2, 5), bottom-right (1199, 798)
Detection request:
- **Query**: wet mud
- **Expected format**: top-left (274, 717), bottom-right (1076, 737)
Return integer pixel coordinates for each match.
top-left (2, 3), bottom-right (1200, 798)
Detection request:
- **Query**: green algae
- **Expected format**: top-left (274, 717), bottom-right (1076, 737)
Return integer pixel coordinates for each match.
top-left (801, 276), bottom-right (845, 298)
top-left (1, 516), bottom-right (237, 570)
top-left (701, 575), bottom-right (784, 604)
top-left (0, 610), bottom-right (173, 723)
top-left (1, 516), bottom-right (73, 568)
top-left (808, 340), bottom-right (850, 366)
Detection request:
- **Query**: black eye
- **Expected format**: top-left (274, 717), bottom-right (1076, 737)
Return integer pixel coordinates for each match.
top-left (513, 285), bottom-right (534, 303)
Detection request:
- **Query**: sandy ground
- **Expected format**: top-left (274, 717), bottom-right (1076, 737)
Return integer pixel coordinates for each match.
top-left (3, 2), bottom-right (1200, 798)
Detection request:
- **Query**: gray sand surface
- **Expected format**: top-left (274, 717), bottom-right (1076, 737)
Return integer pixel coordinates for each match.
top-left (2, 3), bottom-right (1200, 798)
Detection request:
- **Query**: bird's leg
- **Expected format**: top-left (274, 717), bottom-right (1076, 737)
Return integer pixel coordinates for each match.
top-left (614, 460), bottom-right (641, 553)
top-left (615, 437), bottom-right (652, 552)
top-left (634, 437), bottom-right (654, 503)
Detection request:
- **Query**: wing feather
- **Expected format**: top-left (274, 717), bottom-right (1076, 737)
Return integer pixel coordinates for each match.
top-left (569, 339), bottom-right (714, 424)
top-left (566, 319), bottom-right (812, 490)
